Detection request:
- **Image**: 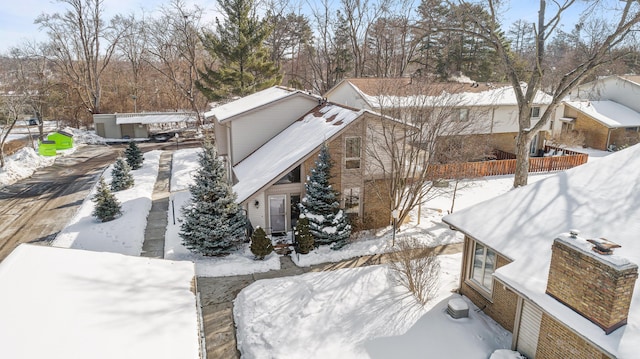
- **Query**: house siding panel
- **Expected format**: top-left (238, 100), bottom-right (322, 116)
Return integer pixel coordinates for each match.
top-left (536, 313), bottom-right (611, 359)
top-left (459, 236), bottom-right (518, 332)
top-left (574, 113), bottom-right (609, 150)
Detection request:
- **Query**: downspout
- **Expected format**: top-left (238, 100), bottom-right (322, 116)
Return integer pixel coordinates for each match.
top-left (606, 128), bottom-right (612, 150)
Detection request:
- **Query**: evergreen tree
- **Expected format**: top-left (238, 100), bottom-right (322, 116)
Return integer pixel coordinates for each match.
top-left (110, 157), bottom-right (134, 191)
top-left (299, 145), bottom-right (351, 249)
top-left (196, 0), bottom-right (282, 101)
top-left (124, 141), bottom-right (143, 170)
top-left (250, 226), bottom-right (273, 260)
top-left (294, 215), bottom-right (314, 254)
top-left (179, 142), bottom-right (246, 256)
top-left (92, 177), bottom-right (122, 222)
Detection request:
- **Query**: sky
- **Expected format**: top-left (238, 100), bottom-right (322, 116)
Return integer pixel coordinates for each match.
top-left (0, 0), bottom-right (617, 55)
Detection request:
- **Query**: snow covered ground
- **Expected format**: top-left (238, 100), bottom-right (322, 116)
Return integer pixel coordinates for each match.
top-left (53, 151), bottom-right (161, 255)
top-left (235, 252), bottom-right (513, 358)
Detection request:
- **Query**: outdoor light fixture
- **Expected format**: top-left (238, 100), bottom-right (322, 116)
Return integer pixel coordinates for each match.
top-left (254, 200), bottom-right (260, 208)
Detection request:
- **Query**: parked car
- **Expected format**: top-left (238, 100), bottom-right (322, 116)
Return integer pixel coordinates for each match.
top-left (28, 119), bottom-right (38, 126)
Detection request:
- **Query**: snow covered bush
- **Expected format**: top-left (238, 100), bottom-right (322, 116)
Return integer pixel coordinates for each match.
top-left (110, 157), bottom-right (134, 191)
top-left (250, 227), bottom-right (273, 260)
top-left (388, 237), bottom-right (440, 306)
top-left (294, 215), bottom-right (314, 254)
top-left (92, 177), bottom-right (122, 222)
top-left (179, 142), bottom-right (246, 256)
top-left (299, 144), bottom-right (351, 250)
top-left (125, 141), bottom-right (143, 170)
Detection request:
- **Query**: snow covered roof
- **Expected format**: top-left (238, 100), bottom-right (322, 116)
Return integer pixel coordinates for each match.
top-left (0, 244), bottom-right (200, 359)
top-left (564, 100), bottom-right (640, 128)
top-left (116, 112), bottom-right (197, 125)
top-left (233, 103), bottom-right (365, 203)
top-left (443, 144), bottom-right (640, 358)
top-left (205, 86), bottom-right (321, 123)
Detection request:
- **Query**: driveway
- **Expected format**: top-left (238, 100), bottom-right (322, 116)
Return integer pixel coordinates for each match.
top-left (0, 145), bottom-right (118, 262)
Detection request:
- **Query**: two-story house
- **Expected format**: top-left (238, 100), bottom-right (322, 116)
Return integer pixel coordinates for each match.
top-left (443, 144), bottom-right (640, 358)
top-left (206, 86), bottom-right (404, 234)
top-left (326, 78), bottom-right (554, 157)
top-left (558, 75), bottom-right (640, 150)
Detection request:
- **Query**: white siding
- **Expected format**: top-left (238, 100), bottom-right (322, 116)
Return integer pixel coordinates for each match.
top-left (230, 95), bottom-right (318, 165)
top-left (571, 76), bottom-right (640, 113)
top-left (246, 193), bottom-right (266, 230)
top-left (326, 82), bottom-right (372, 110)
top-left (517, 300), bottom-right (543, 358)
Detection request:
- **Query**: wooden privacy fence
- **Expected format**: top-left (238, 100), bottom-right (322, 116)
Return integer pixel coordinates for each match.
top-left (427, 146), bottom-right (588, 179)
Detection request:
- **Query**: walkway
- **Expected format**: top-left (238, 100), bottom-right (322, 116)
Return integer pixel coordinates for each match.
top-left (197, 242), bottom-right (463, 358)
top-left (141, 151), bottom-right (172, 258)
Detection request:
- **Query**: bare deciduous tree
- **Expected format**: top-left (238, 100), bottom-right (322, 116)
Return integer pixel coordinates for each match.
top-left (36, 0), bottom-right (125, 118)
top-left (447, 0), bottom-right (640, 187)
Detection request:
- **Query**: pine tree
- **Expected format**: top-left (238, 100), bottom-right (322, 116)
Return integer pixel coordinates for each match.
top-left (300, 145), bottom-right (351, 249)
top-left (92, 177), bottom-right (122, 222)
top-left (124, 141), bottom-right (143, 170)
top-left (196, 0), bottom-right (282, 101)
top-left (294, 215), bottom-right (314, 254)
top-left (250, 226), bottom-right (273, 260)
top-left (110, 157), bottom-right (134, 191)
top-left (179, 142), bottom-right (246, 256)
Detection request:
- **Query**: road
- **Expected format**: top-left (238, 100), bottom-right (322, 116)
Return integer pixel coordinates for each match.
top-left (0, 145), bottom-right (119, 262)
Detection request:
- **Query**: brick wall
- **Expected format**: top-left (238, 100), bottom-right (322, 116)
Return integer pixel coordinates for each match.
top-left (459, 236), bottom-right (519, 332)
top-left (546, 239), bottom-right (638, 334)
top-left (574, 113), bottom-right (609, 150)
top-left (536, 313), bottom-right (611, 359)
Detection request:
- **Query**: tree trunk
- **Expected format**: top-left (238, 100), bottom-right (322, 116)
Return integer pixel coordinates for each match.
top-left (513, 131), bottom-right (531, 187)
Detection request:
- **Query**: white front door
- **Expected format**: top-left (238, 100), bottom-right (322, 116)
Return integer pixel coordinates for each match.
top-left (268, 195), bottom-right (287, 234)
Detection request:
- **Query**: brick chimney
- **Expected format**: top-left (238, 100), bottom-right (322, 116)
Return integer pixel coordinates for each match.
top-left (546, 233), bottom-right (638, 334)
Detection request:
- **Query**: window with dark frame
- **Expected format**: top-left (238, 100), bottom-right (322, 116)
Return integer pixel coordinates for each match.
top-left (470, 242), bottom-right (496, 292)
top-left (275, 165), bottom-right (301, 184)
top-left (344, 188), bottom-right (360, 215)
top-left (530, 106), bottom-right (541, 118)
top-left (345, 137), bottom-right (361, 169)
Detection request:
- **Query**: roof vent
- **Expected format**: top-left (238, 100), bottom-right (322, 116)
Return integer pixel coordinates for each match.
top-left (447, 298), bottom-right (469, 319)
top-left (569, 229), bottom-right (580, 238)
top-left (587, 238), bottom-right (621, 255)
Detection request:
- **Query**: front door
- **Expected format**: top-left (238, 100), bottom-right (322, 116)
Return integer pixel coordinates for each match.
top-left (121, 124), bottom-right (135, 139)
top-left (269, 195), bottom-right (286, 234)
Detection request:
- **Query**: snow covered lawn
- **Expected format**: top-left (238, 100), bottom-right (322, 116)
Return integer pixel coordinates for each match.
top-left (165, 147), bottom-right (281, 276)
top-left (235, 253), bottom-right (512, 358)
top-left (53, 151), bottom-right (161, 255)
top-left (0, 244), bottom-right (200, 359)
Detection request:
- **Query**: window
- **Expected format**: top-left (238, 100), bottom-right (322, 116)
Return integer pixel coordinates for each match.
top-left (344, 188), bottom-right (360, 215)
top-left (345, 137), bottom-right (361, 169)
top-left (275, 165), bottom-right (301, 184)
top-left (458, 108), bottom-right (469, 122)
top-left (470, 242), bottom-right (496, 292)
top-left (530, 106), bottom-right (540, 118)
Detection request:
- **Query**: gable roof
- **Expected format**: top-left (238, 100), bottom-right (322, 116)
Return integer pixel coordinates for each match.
top-left (232, 103), bottom-right (366, 203)
top-left (564, 100), bottom-right (640, 128)
top-left (329, 78), bottom-right (553, 109)
top-left (115, 112), bottom-right (197, 125)
top-left (619, 75), bottom-right (640, 86)
top-left (443, 144), bottom-right (640, 357)
top-left (205, 86), bottom-right (321, 123)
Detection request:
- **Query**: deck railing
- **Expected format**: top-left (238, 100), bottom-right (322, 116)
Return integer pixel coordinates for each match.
top-left (426, 145), bottom-right (588, 180)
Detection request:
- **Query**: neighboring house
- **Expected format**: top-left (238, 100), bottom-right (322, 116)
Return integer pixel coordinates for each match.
top-left (558, 75), bottom-right (640, 150)
top-left (443, 144), bottom-right (640, 358)
top-left (204, 86), bottom-right (322, 167)
top-left (558, 100), bottom-right (640, 151)
top-left (326, 78), bottom-right (554, 156)
top-left (225, 99), bottom-right (400, 233)
top-left (0, 244), bottom-right (200, 359)
top-left (93, 112), bottom-right (197, 139)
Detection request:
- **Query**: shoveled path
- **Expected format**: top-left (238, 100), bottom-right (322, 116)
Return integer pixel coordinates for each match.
top-left (197, 241), bottom-right (463, 358)
top-left (141, 151), bottom-right (172, 258)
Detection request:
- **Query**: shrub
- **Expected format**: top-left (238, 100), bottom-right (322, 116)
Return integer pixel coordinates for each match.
top-left (388, 237), bottom-right (440, 306)
top-left (92, 177), bottom-right (122, 222)
top-left (110, 157), bottom-right (134, 191)
top-left (124, 141), bottom-right (143, 169)
top-left (294, 215), bottom-right (314, 254)
top-left (250, 227), bottom-right (273, 260)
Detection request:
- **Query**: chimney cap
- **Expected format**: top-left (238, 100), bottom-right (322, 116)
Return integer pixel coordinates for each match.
top-left (587, 238), bottom-right (621, 255)
top-left (569, 229), bottom-right (580, 238)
